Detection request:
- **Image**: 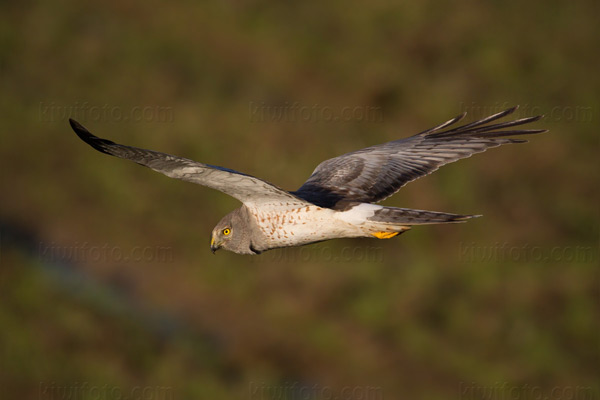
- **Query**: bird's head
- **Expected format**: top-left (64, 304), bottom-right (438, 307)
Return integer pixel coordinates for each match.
top-left (210, 207), bottom-right (262, 255)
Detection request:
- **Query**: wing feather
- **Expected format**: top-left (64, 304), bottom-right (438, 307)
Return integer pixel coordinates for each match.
top-left (293, 106), bottom-right (546, 208)
top-left (69, 119), bottom-right (306, 207)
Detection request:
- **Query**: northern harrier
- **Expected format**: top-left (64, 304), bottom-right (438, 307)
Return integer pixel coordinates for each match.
top-left (69, 106), bottom-right (545, 255)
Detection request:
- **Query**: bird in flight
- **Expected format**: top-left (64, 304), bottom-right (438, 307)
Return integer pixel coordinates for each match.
top-left (70, 106), bottom-right (545, 255)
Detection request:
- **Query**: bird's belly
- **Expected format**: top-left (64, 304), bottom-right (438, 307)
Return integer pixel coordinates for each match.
top-left (252, 206), bottom-right (356, 247)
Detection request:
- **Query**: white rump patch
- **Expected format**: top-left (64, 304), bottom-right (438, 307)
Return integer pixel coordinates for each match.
top-left (336, 203), bottom-right (383, 225)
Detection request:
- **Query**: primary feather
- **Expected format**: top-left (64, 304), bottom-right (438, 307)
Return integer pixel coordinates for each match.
top-left (293, 106), bottom-right (546, 208)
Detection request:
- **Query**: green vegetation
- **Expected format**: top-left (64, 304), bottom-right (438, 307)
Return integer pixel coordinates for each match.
top-left (1, 0), bottom-right (598, 399)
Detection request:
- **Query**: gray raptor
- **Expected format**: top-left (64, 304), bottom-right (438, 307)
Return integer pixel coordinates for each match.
top-left (69, 106), bottom-right (545, 255)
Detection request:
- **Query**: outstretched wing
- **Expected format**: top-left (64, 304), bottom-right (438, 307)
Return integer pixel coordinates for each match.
top-left (69, 119), bottom-right (306, 207)
top-left (293, 106), bottom-right (547, 208)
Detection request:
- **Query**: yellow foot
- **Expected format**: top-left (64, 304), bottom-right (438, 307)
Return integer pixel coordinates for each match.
top-left (371, 231), bottom-right (400, 239)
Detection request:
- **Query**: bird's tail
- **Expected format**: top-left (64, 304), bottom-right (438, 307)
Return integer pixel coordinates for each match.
top-left (368, 206), bottom-right (480, 225)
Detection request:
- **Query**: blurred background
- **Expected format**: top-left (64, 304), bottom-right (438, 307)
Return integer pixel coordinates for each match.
top-left (1, 1), bottom-right (598, 399)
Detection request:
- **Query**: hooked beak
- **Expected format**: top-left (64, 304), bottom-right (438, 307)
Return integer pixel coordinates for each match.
top-left (210, 236), bottom-right (221, 254)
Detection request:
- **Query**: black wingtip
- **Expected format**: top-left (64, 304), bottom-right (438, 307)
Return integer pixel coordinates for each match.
top-left (69, 118), bottom-right (115, 155)
top-left (428, 105), bottom-right (548, 140)
top-left (69, 118), bottom-right (93, 141)
top-left (507, 105), bottom-right (519, 114)
top-left (416, 112), bottom-right (467, 136)
top-left (69, 118), bottom-right (89, 133)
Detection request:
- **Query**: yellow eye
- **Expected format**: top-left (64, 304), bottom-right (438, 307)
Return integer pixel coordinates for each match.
top-left (222, 228), bottom-right (231, 236)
